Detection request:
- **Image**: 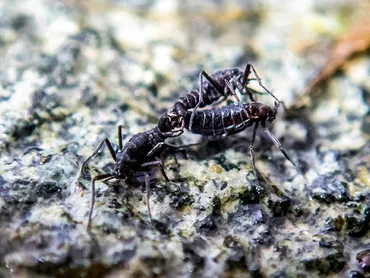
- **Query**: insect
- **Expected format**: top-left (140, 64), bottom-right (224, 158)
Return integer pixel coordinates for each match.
top-left (160, 100), bottom-right (297, 179)
top-left (80, 123), bottom-right (182, 231)
top-left (166, 63), bottom-right (280, 131)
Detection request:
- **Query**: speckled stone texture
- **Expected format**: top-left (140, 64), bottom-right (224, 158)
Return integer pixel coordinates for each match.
top-left (0, 0), bottom-right (369, 277)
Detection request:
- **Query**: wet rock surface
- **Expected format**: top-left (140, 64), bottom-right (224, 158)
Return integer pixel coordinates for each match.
top-left (0, 0), bottom-right (369, 277)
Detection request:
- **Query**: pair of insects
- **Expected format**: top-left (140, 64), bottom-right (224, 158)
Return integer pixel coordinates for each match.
top-left (81, 63), bottom-right (296, 231)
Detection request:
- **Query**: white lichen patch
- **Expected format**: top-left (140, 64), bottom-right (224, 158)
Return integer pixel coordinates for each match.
top-left (28, 205), bottom-right (65, 225)
top-left (0, 1), bottom-right (369, 277)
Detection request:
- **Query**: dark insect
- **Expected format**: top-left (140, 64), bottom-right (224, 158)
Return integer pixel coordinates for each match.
top-left (166, 63), bottom-right (280, 131)
top-left (80, 123), bottom-right (182, 231)
top-left (160, 100), bottom-right (297, 179)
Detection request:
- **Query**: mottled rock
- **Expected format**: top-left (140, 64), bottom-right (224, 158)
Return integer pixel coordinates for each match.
top-left (303, 251), bottom-right (346, 275)
top-left (0, 0), bottom-right (369, 277)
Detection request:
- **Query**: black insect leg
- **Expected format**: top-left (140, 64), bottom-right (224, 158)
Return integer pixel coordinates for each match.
top-left (140, 160), bottom-right (169, 180)
top-left (117, 125), bottom-right (123, 150)
top-left (241, 64), bottom-right (256, 102)
top-left (81, 138), bottom-right (117, 173)
top-left (241, 63), bottom-right (251, 88)
top-left (140, 160), bottom-right (171, 223)
top-left (224, 79), bottom-right (241, 102)
top-left (249, 122), bottom-right (259, 180)
top-left (189, 70), bottom-right (224, 131)
top-left (262, 125), bottom-right (297, 169)
top-left (248, 64), bottom-right (281, 104)
top-left (87, 173), bottom-right (113, 232)
top-left (146, 129), bottom-right (184, 157)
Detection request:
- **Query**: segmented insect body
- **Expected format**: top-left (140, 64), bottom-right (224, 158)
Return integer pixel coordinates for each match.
top-left (168, 68), bottom-right (243, 123)
top-left (167, 64), bottom-right (280, 130)
top-left (113, 127), bottom-right (174, 176)
top-left (176, 101), bottom-right (297, 177)
top-left (83, 64), bottom-right (292, 232)
top-left (81, 123), bottom-right (182, 231)
top-left (182, 102), bottom-right (275, 137)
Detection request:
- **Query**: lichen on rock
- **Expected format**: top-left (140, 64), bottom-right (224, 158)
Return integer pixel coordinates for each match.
top-left (0, 0), bottom-right (369, 277)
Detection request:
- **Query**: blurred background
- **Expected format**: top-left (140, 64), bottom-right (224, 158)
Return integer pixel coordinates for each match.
top-left (0, 0), bottom-right (369, 277)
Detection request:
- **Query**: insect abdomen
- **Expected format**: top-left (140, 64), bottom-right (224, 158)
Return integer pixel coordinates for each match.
top-left (185, 104), bottom-right (252, 136)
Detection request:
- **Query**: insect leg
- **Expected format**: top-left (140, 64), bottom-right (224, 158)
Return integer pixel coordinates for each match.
top-left (161, 130), bottom-right (184, 138)
top-left (200, 70), bottom-right (225, 99)
top-left (189, 71), bottom-right (206, 132)
top-left (249, 122), bottom-right (259, 178)
top-left (87, 173), bottom-right (113, 232)
top-left (263, 126), bottom-right (297, 169)
top-left (146, 129), bottom-right (184, 158)
top-left (165, 139), bottom-right (209, 151)
top-left (81, 138), bottom-right (117, 173)
top-left (211, 95), bottom-right (228, 106)
top-left (189, 70), bottom-right (223, 131)
top-left (140, 160), bottom-right (170, 182)
top-left (145, 173), bottom-right (153, 224)
top-left (164, 140), bottom-right (209, 165)
top-left (248, 64), bottom-right (281, 103)
top-left (140, 160), bottom-right (171, 223)
top-left (146, 131), bottom-right (184, 157)
top-left (147, 142), bottom-right (165, 157)
top-left (241, 63), bottom-right (251, 88)
top-left (241, 64), bottom-right (256, 102)
top-left (117, 125), bottom-right (123, 150)
top-left (224, 79), bottom-right (241, 102)
top-left (140, 160), bottom-right (163, 167)
top-left (201, 70), bottom-right (231, 104)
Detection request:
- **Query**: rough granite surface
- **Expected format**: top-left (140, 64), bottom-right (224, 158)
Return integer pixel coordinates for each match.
top-left (0, 0), bottom-right (369, 277)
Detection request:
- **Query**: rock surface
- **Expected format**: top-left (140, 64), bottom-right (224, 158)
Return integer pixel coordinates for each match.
top-left (0, 0), bottom-right (369, 277)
